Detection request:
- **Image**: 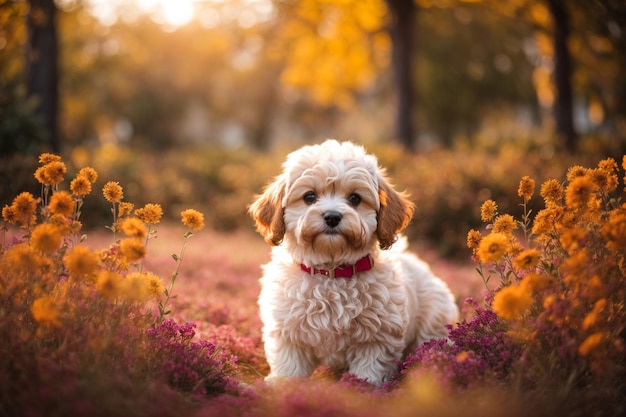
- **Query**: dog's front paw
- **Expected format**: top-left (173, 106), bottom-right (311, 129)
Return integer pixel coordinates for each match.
top-left (263, 374), bottom-right (291, 386)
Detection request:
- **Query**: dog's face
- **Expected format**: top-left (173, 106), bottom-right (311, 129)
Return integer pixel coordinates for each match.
top-left (249, 140), bottom-right (414, 266)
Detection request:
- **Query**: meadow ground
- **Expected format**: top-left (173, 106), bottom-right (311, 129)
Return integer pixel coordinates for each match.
top-left (85, 223), bottom-right (481, 381)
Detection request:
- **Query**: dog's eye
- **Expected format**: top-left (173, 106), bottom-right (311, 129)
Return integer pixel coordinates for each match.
top-left (303, 191), bottom-right (317, 205)
top-left (347, 193), bottom-right (361, 207)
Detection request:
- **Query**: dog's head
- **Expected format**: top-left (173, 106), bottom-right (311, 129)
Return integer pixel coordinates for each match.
top-left (249, 140), bottom-right (414, 265)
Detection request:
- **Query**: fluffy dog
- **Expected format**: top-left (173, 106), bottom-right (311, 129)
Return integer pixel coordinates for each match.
top-left (249, 140), bottom-right (458, 385)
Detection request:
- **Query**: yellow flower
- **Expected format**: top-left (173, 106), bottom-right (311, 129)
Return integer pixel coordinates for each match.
top-left (578, 332), bottom-right (607, 357)
top-left (520, 273), bottom-right (553, 293)
top-left (31, 296), bottom-right (61, 327)
top-left (135, 203), bottom-right (163, 225)
top-left (70, 220), bottom-right (82, 234)
top-left (566, 165), bottom-right (588, 182)
top-left (34, 166), bottom-right (47, 184)
top-left (38, 153), bottom-right (62, 164)
top-left (585, 275), bottom-right (606, 301)
top-left (120, 217), bottom-right (147, 239)
top-left (517, 176), bottom-right (535, 200)
top-left (3, 243), bottom-right (42, 275)
top-left (601, 206), bottom-right (626, 252)
top-left (146, 272), bottom-right (165, 298)
top-left (64, 246), bottom-right (100, 280)
top-left (121, 272), bottom-right (151, 303)
top-left (96, 271), bottom-right (123, 300)
top-left (77, 166), bottom-right (98, 183)
top-left (589, 168), bottom-right (618, 194)
top-left (492, 284), bottom-right (533, 320)
top-left (42, 161), bottom-right (67, 185)
top-left (531, 208), bottom-right (555, 235)
top-left (119, 238), bottom-right (146, 262)
top-left (565, 175), bottom-right (597, 209)
top-left (476, 232), bottom-right (509, 263)
top-left (11, 191), bottom-right (38, 226)
top-left (181, 209), bottom-right (205, 231)
top-left (49, 191), bottom-right (76, 218)
top-left (559, 227), bottom-right (587, 254)
top-left (492, 214), bottom-right (517, 235)
top-left (540, 179), bottom-right (563, 207)
top-left (49, 213), bottom-right (71, 236)
top-left (2, 205), bottom-right (17, 224)
top-left (118, 202), bottom-right (135, 218)
top-left (597, 157), bottom-right (617, 173)
top-left (70, 175), bottom-right (92, 196)
top-left (466, 229), bottom-right (482, 249)
top-left (102, 181), bottom-right (124, 203)
top-left (513, 249), bottom-right (541, 270)
top-left (480, 200), bottom-right (497, 222)
top-left (30, 223), bottom-right (63, 254)
top-left (582, 299), bottom-right (606, 330)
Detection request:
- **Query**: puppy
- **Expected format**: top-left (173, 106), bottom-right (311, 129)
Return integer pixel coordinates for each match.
top-left (249, 140), bottom-right (458, 385)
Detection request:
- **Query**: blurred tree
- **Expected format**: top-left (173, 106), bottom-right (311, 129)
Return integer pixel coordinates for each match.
top-left (0, 0), bottom-right (47, 155)
top-left (546, 0), bottom-right (576, 151)
top-left (25, 0), bottom-right (59, 152)
top-left (385, 0), bottom-right (417, 150)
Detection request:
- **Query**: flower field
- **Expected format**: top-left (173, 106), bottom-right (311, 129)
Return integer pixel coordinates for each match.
top-left (1, 152), bottom-right (624, 417)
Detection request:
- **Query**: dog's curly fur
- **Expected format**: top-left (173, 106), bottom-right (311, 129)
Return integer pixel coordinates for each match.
top-left (249, 140), bottom-right (459, 385)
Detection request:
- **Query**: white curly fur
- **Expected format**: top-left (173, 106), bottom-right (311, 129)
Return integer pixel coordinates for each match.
top-left (249, 140), bottom-right (459, 385)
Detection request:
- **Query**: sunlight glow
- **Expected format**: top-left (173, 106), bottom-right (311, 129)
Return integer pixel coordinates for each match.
top-left (83, 0), bottom-right (274, 29)
top-left (149, 0), bottom-right (195, 27)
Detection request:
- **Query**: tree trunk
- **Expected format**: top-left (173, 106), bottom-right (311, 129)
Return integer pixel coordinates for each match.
top-left (25, 0), bottom-right (59, 152)
top-left (546, 0), bottom-right (577, 152)
top-left (385, 0), bottom-right (416, 151)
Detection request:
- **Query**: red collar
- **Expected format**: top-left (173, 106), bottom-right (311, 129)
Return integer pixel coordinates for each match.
top-left (300, 255), bottom-right (374, 279)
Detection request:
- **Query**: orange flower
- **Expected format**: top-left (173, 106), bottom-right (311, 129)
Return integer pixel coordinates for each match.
top-left (181, 209), bottom-right (205, 231)
top-left (540, 179), bottom-right (563, 207)
top-left (38, 153), bottom-right (62, 164)
top-left (513, 249), bottom-right (541, 271)
top-left (135, 203), bottom-right (163, 225)
top-left (565, 176), bottom-right (597, 209)
top-left (30, 223), bottom-right (63, 254)
top-left (70, 175), bottom-right (92, 196)
top-left (492, 214), bottom-right (517, 235)
top-left (466, 229), bottom-right (482, 250)
top-left (119, 238), bottom-right (146, 262)
top-left (96, 271), bottom-right (123, 300)
top-left (11, 191), bottom-right (38, 226)
top-left (49, 191), bottom-right (76, 218)
top-left (480, 200), bottom-right (497, 222)
top-left (102, 181), bottom-right (123, 203)
top-left (492, 284), bottom-right (533, 320)
top-left (32, 296), bottom-right (61, 327)
top-left (476, 233), bottom-right (509, 263)
top-left (77, 166), bottom-right (98, 183)
top-left (64, 246), bottom-right (100, 280)
top-left (120, 217), bottom-right (147, 239)
top-left (118, 202), bottom-right (135, 218)
top-left (517, 176), bottom-right (535, 200)
top-left (42, 161), bottom-right (67, 185)
top-left (578, 332), bottom-right (607, 357)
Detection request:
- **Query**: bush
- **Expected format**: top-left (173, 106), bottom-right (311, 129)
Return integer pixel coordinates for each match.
top-left (0, 153), bottom-right (236, 416)
top-left (458, 156), bottom-right (625, 415)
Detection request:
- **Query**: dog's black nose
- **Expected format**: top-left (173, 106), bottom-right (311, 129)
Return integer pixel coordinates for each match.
top-left (323, 211), bottom-right (342, 228)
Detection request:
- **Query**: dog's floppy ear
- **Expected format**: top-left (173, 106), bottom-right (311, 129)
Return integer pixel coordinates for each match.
top-left (376, 175), bottom-right (414, 250)
top-left (248, 175), bottom-right (287, 246)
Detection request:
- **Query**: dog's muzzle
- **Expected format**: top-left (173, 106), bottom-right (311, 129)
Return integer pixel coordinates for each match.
top-left (323, 211), bottom-right (342, 228)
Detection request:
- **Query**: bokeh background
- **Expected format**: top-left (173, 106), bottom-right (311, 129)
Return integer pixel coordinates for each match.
top-left (2, 0), bottom-right (626, 258)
